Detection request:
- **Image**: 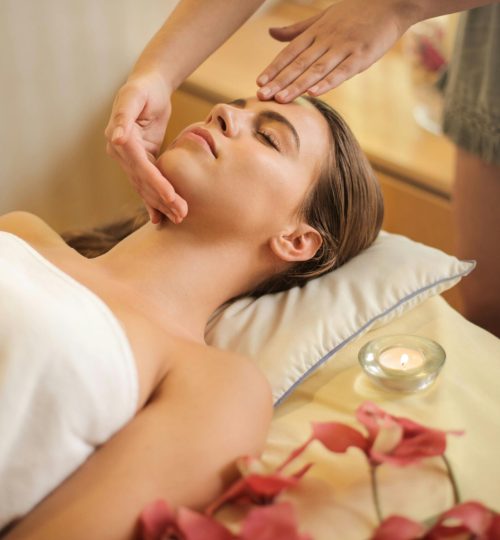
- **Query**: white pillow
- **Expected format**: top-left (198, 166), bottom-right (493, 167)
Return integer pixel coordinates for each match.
top-left (205, 231), bottom-right (475, 405)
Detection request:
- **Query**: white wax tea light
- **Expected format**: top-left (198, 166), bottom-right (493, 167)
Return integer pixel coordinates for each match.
top-left (358, 335), bottom-right (446, 393)
top-left (378, 347), bottom-right (425, 372)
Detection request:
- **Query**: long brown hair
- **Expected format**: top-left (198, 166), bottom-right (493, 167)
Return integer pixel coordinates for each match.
top-left (63, 97), bottom-right (384, 298)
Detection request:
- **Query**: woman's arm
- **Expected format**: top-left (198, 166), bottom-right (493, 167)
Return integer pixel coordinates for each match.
top-left (0, 211), bottom-right (63, 247)
top-left (132, 0), bottom-right (267, 94)
top-left (105, 0), bottom-right (266, 225)
top-left (256, 0), bottom-right (498, 102)
top-left (4, 352), bottom-right (273, 540)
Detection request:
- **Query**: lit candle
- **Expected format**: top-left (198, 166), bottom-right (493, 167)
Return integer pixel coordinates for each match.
top-left (378, 347), bottom-right (425, 373)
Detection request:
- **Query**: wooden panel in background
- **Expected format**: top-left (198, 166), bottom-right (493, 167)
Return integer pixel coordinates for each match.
top-left (377, 171), bottom-right (463, 312)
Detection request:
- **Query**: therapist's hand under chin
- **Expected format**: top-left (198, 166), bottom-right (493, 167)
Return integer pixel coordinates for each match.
top-left (105, 71), bottom-right (188, 224)
top-left (256, 0), bottom-right (416, 102)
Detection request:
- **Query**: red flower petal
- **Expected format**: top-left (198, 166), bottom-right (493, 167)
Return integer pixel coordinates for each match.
top-left (371, 515), bottom-right (425, 540)
top-left (429, 501), bottom-right (496, 538)
top-left (139, 499), bottom-right (183, 540)
top-left (356, 401), bottom-right (386, 443)
top-left (276, 436), bottom-right (314, 473)
top-left (489, 514), bottom-right (500, 539)
top-left (178, 507), bottom-right (237, 540)
top-left (311, 421), bottom-right (369, 454)
top-left (205, 467), bottom-right (312, 516)
top-left (356, 402), bottom-right (464, 467)
top-left (370, 430), bottom-right (447, 466)
top-left (240, 502), bottom-right (313, 540)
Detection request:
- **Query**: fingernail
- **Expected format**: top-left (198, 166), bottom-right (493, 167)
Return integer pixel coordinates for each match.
top-left (257, 74), bottom-right (269, 86)
top-left (259, 86), bottom-right (272, 98)
top-left (112, 127), bottom-right (124, 142)
top-left (308, 85), bottom-right (320, 95)
top-left (276, 89), bottom-right (288, 100)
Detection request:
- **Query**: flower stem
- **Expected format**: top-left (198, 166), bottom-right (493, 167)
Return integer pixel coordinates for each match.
top-left (369, 465), bottom-right (383, 524)
top-left (441, 453), bottom-right (461, 504)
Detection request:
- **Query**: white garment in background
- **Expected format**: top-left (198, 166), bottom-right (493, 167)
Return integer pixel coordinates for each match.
top-left (0, 232), bottom-right (138, 531)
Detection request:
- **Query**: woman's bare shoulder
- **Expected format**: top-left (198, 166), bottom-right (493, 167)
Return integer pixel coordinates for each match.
top-left (151, 339), bottom-right (271, 404)
top-left (0, 211), bottom-right (64, 247)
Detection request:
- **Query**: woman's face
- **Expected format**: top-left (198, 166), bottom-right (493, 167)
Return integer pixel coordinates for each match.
top-left (156, 97), bottom-right (330, 241)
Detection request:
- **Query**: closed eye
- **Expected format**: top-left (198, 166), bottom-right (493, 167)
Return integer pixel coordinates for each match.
top-left (256, 130), bottom-right (281, 152)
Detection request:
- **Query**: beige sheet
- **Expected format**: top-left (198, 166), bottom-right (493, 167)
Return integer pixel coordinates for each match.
top-left (219, 295), bottom-right (500, 539)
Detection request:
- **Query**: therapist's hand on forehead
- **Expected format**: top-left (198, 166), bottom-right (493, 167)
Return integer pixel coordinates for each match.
top-left (105, 0), bottom-right (490, 224)
top-left (256, 0), bottom-right (414, 102)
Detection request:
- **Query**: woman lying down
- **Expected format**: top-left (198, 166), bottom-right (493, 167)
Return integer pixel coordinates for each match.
top-left (0, 96), bottom-right (383, 539)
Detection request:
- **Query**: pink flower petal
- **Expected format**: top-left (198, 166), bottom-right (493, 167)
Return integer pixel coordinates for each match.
top-left (240, 502), bottom-right (313, 540)
top-left (311, 421), bottom-right (369, 454)
top-left (178, 507), bottom-right (236, 540)
top-left (139, 499), bottom-right (183, 540)
top-left (489, 514), bottom-right (500, 539)
top-left (371, 515), bottom-right (425, 540)
top-left (430, 501), bottom-right (496, 538)
top-left (276, 436), bottom-right (315, 473)
top-left (371, 421), bottom-right (404, 456)
top-left (356, 402), bottom-right (464, 466)
top-left (205, 467), bottom-right (312, 516)
top-left (370, 430), bottom-right (447, 466)
top-left (356, 401), bottom-right (386, 442)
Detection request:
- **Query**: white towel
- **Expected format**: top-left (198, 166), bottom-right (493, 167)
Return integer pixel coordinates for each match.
top-left (0, 232), bottom-right (138, 530)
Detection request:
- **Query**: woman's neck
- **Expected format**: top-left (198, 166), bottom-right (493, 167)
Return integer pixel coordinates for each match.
top-left (89, 222), bottom-right (269, 343)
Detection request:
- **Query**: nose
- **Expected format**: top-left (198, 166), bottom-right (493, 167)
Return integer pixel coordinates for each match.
top-left (206, 103), bottom-right (240, 137)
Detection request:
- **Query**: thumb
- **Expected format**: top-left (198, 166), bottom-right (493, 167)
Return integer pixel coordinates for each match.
top-left (268, 12), bottom-right (322, 42)
top-left (109, 87), bottom-right (147, 144)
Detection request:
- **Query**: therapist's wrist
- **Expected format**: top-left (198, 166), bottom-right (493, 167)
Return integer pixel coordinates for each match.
top-left (127, 65), bottom-right (176, 98)
top-left (389, 0), bottom-right (428, 30)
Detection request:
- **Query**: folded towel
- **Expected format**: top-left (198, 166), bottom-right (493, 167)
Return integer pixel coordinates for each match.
top-left (0, 232), bottom-right (138, 530)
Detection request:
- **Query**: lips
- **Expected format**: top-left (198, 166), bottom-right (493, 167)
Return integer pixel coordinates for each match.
top-left (184, 127), bottom-right (217, 158)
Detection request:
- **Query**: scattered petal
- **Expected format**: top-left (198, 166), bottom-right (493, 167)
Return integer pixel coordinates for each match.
top-left (356, 401), bottom-right (464, 467)
top-left (371, 515), bottom-right (425, 540)
top-left (205, 466), bottom-right (312, 516)
top-left (430, 500), bottom-right (498, 538)
top-left (139, 499), bottom-right (183, 540)
top-left (240, 502), bottom-right (313, 540)
top-left (178, 507), bottom-right (237, 540)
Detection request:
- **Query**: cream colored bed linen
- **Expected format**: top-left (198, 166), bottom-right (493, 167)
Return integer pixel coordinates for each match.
top-left (219, 295), bottom-right (500, 539)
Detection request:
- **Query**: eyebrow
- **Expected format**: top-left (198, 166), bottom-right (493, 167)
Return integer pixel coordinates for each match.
top-left (228, 98), bottom-right (300, 152)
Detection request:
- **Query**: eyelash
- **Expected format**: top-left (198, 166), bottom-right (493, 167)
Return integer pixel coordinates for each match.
top-left (256, 130), bottom-right (281, 152)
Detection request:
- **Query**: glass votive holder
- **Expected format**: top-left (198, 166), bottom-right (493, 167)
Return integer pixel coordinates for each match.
top-left (358, 335), bottom-right (446, 393)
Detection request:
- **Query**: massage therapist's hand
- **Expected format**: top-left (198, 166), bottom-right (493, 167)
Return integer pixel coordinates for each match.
top-left (256, 0), bottom-right (417, 102)
top-left (105, 72), bottom-right (188, 224)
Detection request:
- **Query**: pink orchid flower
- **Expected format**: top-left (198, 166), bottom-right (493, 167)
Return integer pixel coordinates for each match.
top-left (371, 501), bottom-right (500, 540)
top-left (139, 499), bottom-right (312, 540)
top-left (356, 401), bottom-right (464, 467)
top-left (140, 499), bottom-right (236, 540)
top-left (275, 401), bottom-right (462, 472)
top-left (239, 502), bottom-right (312, 540)
top-left (205, 462), bottom-right (313, 516)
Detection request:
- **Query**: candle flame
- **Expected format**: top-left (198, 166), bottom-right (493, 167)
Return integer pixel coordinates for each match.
top-left (400, 353), bottom-right (409, 368)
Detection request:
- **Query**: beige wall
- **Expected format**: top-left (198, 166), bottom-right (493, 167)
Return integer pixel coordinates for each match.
top-left (0, 0), bottom-right (177, 232)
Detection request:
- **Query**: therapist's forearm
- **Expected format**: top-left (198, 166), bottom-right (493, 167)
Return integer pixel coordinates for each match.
top-left (399, 0), bottom-right (498, 23)
top-left (131, 0), bottom-right (266, 92)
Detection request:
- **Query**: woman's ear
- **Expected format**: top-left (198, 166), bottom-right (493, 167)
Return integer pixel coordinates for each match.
top-left (269, 223), bottom-right (322, 263)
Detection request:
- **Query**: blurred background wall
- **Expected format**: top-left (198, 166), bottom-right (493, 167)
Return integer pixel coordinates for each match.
top-left (0, 0), bottom-right (179, 232)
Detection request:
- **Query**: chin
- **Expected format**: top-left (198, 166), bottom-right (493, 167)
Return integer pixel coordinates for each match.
top-left (156, 148), bottom-right (206, 201)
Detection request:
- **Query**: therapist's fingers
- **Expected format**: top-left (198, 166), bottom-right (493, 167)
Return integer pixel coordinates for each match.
top-left (258, 44), bottom-right (331, 101)
top-left (277, 53), bottom-right (362, 101)
top-left (123, 136), bottom-right (188, 221)
top-left (105, 85), bottom-right (147, 145)
top-left (306, 55), bottom-right (364, 96)
top-left (256, 13), bottom-right (323, 87)
top-left (257, 32), bottom-right (316, 100)
top-left (107, 141), bottom-right (179, 224)
top-left (106, 138), bottom-right (188, 224)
